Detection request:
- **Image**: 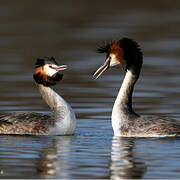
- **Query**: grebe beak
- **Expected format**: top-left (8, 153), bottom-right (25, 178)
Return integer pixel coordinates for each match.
top-left (93, 57), bottom-right (111, 79)
top-left (54, 65), bottom-right (67, 71)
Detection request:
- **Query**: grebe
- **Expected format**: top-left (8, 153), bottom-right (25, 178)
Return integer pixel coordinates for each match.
top-left (0, 57), bottom-right (76, 135)
top-left (94, 37), bottom-right (180, 137)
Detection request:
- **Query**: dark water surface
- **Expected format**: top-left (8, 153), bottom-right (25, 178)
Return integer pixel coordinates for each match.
top-left (0, 0), bottom-right (180, 179)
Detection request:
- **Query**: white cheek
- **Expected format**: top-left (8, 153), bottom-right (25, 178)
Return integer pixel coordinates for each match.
top-left (44, 65), bottom-right (57, 76)
top-left (110, 54), bottom-right (120, 67)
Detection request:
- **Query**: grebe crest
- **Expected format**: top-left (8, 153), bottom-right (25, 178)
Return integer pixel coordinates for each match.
top-left (33, 56), bottom-right (67, 87)
top-left (94, 37), bottom-right (180, 137)
top-left (0, 57), bottom-right (76, 135)
top-left (95, 38), bottom-right (143, 78)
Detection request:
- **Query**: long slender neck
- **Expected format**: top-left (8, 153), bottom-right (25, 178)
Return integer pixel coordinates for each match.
top-left (38, 84), bottom-right (76, 135)
top-left (113, 70), bottom-right (139, 115)
top-left (112, 69), bottom-right (140, 136)
top-left (38, 84), bottom-right (68, 116)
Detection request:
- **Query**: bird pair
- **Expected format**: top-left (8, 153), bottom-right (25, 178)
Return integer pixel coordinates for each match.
top-left (1, 37), bottom-right (180, 137)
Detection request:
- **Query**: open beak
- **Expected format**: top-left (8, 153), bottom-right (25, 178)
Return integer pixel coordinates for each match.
top-left (55, 65), bottom-right (67, 71)
top-left (93, 57), bottom-right (110, 79)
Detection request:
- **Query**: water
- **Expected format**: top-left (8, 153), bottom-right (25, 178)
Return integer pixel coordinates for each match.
top-left (0, 0), bottom-right (180, 179)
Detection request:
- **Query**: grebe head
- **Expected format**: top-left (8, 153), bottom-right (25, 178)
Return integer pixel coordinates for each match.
top-left (93, 38), bottom-right (143, 79)
top-left (33, 56), bottom-right (67, 86)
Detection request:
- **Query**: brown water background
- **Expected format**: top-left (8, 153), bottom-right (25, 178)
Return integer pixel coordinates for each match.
top-left (0, 0), bottom-right (180, 179)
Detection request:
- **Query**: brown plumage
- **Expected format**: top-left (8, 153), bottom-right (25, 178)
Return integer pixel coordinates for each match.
top-left (0, 112), bottom-right (53, 135)
top-left (0, 57), bottom-right (76, 135)
top-left (33, 64), bottom-right (63, 87)
top-left (109, 41), bottom-right (124, 67)
top-left (94, 37), bottom-right (180, 137)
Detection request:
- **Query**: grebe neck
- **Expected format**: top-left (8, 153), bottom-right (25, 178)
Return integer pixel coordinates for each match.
top-left (39, 84), bottom-right (67, 116)
top-left (38, 84), bottom-right (76, 135)
top-left (115, 70), bottom-right (138, 114)
top-left (112, 70), bottom-right (140, 135)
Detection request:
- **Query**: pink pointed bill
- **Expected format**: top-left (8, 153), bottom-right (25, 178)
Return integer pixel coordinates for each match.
top-left (55, 65), bottom-right (67, 71)
top-left (93, 58), bottom-right (110, 79)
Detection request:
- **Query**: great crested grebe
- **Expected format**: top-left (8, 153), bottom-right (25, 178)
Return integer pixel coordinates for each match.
top-left (0, 57), bottom-right (76, 135)
top-left (94, 37), bottom-right (180, 137)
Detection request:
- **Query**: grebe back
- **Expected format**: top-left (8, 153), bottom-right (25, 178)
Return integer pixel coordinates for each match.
top-left (94, 38), bottom-right (180, 137)
top-left (0, 57), bottom-right (76, 135)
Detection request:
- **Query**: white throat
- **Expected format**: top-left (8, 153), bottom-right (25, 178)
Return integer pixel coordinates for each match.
top-left (39, 85), bottom-right (76, 135)
top-left (111, 70), bottom-right (138, 136)
top-left (115, 70), bottom-right (133, 102)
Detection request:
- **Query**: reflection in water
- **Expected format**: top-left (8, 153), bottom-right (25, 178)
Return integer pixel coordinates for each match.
top-left (0, 0), bottom-right (180, 179)
top-left (37, 139), bottom-right (58, 177)
top-left (0, 135), bottom-right (75, 179)
top-left (110, 137), bottom-right (146, 179)
top-left (37, 136), bottom-right (75, 179)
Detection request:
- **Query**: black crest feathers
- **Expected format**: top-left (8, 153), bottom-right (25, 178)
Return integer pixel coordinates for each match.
top-left (120, 38), bottom-right (143, 73)
top-left (45, 56), bottom-right (58, 65)
top-left (35, 58), bottom-right (45, 68)
top-left (97, 42), bottom-right (111, 53)
top-left (120, 38), bottom-right (142, 59)
top-left (35, 56), bottom-right (58, 68)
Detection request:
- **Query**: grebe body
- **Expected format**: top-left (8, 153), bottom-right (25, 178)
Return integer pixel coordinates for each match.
top-left (94, 38), bottom-right (180, 137)
top-left (0, 57), bottom-right (76, 135)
